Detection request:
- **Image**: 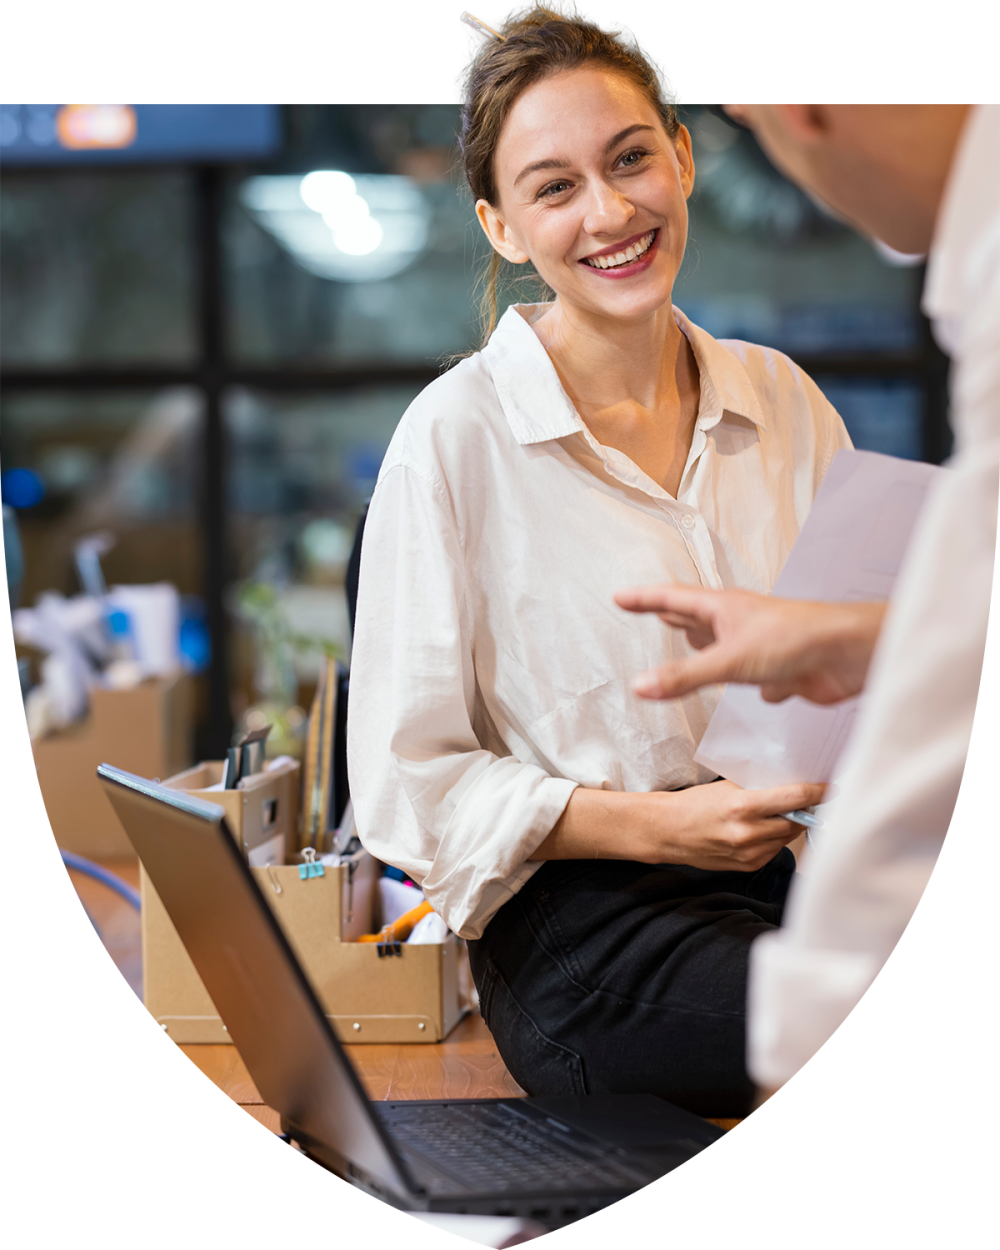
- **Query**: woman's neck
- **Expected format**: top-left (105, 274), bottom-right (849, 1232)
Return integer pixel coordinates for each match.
top-left (529, 299), bottom-right (702, 498)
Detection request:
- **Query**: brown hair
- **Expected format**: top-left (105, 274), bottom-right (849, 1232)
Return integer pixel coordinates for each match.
top-left (460, 6), bottom-right (681, 344)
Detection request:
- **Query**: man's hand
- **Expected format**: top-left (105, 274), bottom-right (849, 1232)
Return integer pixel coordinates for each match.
top-left (615, 584), bottom-right (886, 705)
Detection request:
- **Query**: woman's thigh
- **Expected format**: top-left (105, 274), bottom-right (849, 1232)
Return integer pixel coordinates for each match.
top-left (469, 852), bottom-right (795, 1119)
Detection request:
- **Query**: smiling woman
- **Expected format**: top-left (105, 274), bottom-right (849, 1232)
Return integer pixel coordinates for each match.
top-left (347, 7), bottom-right (848, 1119)
top-left (472, 61), bottom-right (701, 496)
top-left (461, 10), bottom-right (682, 340)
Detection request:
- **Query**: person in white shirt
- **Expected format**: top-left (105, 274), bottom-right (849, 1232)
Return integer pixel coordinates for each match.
top-left (349, 9), bottom-right (837, 1116)
top-left (616, 105), bottom-right (998, 1093)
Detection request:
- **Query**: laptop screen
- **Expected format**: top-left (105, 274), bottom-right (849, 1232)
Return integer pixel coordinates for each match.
top-left (97, 764), bottom-right (417, 1200)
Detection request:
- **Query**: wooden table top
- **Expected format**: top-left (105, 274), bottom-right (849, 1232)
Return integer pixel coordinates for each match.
top-left (180, 1010), bottom-right (527, 1133)
top-left (63, 854), bottom-right (737, 1136)
top-left (179, 1014), bottom-right (738, 1135)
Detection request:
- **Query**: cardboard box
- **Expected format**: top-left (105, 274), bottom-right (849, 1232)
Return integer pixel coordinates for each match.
top-left (161, 758), bottom-right (300, 867)
top-left (33, 673), bottom-right (193, 856)
top-left (141, 761), bottom-right (469, 1045)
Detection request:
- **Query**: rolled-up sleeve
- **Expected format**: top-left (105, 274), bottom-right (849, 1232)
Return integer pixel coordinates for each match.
top-left (347, 456), bottom-right (578, 939)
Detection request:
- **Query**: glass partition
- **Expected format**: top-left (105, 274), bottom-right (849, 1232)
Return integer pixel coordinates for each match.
top-left (676, 107), bottom-right (922, 355)
top-left (223, 383), bottom-right (422, 723)
top-left (811, 377), bottom-right (925, 461)
top-left (226, 170), bottom-right (487, 365)
top-left (0, 388), bottom-right (204, 604)
top-left (0, 170), bottom-right (197, 366)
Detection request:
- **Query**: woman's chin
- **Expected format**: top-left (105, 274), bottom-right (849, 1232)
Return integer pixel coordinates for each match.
top-left (574, 283), bottom-right (675, 325)
top-left (544, 259), bottom-right (675, 325)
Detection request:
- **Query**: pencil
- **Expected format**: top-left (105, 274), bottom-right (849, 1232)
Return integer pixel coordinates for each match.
top-left (461, 11), bottom-right (504, 40)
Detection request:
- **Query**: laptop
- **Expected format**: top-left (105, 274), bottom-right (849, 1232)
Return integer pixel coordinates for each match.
top-left (98, 763), bottom-right (723, 1229)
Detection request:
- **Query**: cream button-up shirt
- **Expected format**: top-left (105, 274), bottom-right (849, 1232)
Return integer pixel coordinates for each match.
top-left (748, 105), bottom-right (1000, 1087)
top-left (348, 304), bottom-right (852, 938)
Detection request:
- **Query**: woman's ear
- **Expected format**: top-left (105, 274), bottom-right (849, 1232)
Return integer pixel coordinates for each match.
top-left (476, 198), bottom-right (531, 265)
top-left (674, 125), bottom-right (696, 200)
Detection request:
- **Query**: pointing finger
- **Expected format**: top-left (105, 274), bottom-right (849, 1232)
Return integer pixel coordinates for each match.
top-left (615, 584), bottom-right (716, 618)
top-left (632, 647), bottom-right (735, 699)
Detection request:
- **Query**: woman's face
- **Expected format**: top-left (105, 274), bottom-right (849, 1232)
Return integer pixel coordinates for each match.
top-left (478, 65), bottom-right (695, 325)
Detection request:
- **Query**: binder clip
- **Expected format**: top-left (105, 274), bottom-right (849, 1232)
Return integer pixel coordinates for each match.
top-left (298, 847), bottom-right (325, 880)
top-left (376, 938), bottom-right (403, 958)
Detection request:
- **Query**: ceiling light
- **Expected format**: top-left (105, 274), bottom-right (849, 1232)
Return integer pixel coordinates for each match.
top-left (240, 171), bottom-right (431, 281)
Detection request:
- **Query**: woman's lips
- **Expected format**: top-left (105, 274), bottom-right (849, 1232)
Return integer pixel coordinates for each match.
top-left (579, 228), bottom-right (659, 278)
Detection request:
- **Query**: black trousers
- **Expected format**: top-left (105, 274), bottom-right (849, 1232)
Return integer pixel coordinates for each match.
top-left (468, 851), bottom-right (796, 1120)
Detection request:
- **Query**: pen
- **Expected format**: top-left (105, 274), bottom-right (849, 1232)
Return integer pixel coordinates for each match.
top-left (782, 809), bottom-right (823, 830)
top-left (462, 10), bottom-right (507, 40)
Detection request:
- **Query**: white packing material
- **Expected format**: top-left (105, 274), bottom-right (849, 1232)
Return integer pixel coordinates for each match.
top-left (407, 911), bottom-right (450, 945)
top-left (265, 755), bottom-right (297, 772)
top-left (13, 591), bottom-right (106, 731)
top-left (379, 875), bottom-right (424, 926)
top-left (107, 582), bottom-right (180, 676)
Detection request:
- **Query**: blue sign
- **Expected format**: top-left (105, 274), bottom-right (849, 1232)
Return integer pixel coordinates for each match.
top-left (0, 104), bottom-right (282, 165)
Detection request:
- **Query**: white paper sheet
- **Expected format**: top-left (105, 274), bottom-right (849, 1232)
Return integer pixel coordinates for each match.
top-left (694, 450), bottom-right (942, 789)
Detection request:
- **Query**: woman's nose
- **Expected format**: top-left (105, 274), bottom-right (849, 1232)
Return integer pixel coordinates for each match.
top-left (583, 181), bottom-right (635, 234)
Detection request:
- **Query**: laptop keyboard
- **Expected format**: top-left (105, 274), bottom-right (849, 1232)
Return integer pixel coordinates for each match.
top-left (375, 1101), bottom-right (651, 1195)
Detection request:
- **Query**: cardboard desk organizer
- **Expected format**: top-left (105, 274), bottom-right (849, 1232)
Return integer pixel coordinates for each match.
top-left (141, 760), bottom-right (469, 1045)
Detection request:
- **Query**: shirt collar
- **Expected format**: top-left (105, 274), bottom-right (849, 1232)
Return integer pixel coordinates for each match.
top-left (483, 305), bottom-right (584, 445)
top-left (483, 303), bottom-right (766, 448)
top-left (674, 308), bottom-right (767, 433)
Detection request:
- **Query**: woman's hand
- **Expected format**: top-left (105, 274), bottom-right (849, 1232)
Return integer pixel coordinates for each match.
top-left (531, 779), bottom-right (827, 872)
top-left (635, 779), bottom-right (827, 871)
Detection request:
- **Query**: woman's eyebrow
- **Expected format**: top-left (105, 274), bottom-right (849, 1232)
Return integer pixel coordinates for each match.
top-left (514, 157), bottom-right (570, 188)
top-left (603, 123), bottom-right (656, 152)
top-left (513, 124), bottom-right (658, 189)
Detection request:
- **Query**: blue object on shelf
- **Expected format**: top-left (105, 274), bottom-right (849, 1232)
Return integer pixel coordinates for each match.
top-left (1, 467), bottom-right (45, 510)
top-left (106, 608), bottom-right (130, 637)
top-left (179, 596), bottom-right (211, 673)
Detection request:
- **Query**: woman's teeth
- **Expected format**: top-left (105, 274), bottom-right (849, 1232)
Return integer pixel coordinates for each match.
top-left (584, 231), bottom-right (655, 269)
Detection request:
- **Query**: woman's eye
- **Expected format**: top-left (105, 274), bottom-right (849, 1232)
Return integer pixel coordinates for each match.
top-left (618, 148), bottom-right (649, 168)
top-left (538, 180), bottom-right (571, 198)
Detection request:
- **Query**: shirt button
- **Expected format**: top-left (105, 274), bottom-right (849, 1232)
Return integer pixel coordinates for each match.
top-left (680, 514), bottom-right (697, 530)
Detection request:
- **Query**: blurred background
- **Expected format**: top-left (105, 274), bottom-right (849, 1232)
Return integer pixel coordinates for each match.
top-left (1, 103), bottom-right (950, 761)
